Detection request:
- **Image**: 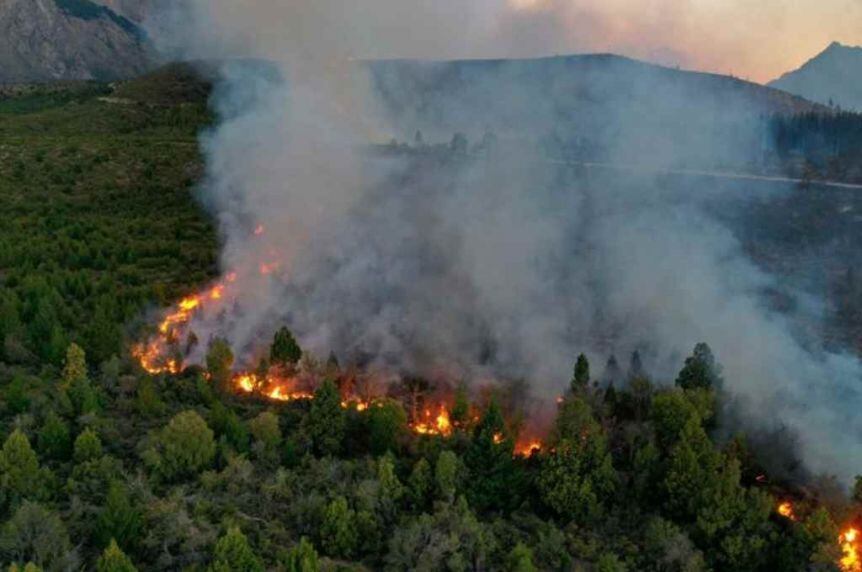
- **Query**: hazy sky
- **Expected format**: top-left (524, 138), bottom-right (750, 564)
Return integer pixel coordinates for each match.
top-left (157, 0), bottom-right (862, 84)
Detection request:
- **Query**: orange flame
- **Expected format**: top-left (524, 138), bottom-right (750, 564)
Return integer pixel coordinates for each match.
top-left (515, 440), bottom-right (543, 457)
top-left (412, 405), bottom-right (453, 436)
top-left (777, 501), bottom-right (796, 521)
top-left (841, 528), bottom-right (861, 572)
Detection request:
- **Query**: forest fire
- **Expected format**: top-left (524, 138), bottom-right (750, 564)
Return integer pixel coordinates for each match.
top-left (412, 405), bottom-right (452, 436)
top-left (777, 501), bottom-right (796, 521)
top-left (841, 528), bottom-right (861, 572)
top-left (132, 279), bottom-right (235, 376)
top-left (134, 289), bottom-right (544, 449)
top-left (775, 501), bottom-right (860, 571)
top-left (515, 440), bottom-right (543, 457)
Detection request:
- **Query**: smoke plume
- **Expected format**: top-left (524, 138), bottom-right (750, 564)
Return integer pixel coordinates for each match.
top-left (148, 1), bottom-right (862, 483)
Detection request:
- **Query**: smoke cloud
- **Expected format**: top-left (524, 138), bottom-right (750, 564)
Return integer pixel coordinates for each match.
top-left (148, 1), bottom-right (862, 483)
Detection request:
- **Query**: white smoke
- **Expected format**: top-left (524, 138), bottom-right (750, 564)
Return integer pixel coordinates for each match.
top-left (147, 0), bottom-right (862, 483)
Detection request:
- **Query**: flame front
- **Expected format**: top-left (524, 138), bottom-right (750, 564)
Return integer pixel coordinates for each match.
top-left (133, 261), bottom-right (548, 452)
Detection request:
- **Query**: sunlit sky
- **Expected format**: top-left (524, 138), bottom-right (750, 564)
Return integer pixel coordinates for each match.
top-left (491, 0), bottom-right (862, 82)
top-left (168, 0), bottom-right (862, 84)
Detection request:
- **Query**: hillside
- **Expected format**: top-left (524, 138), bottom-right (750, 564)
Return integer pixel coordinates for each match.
top-left (0, 63), bottom-right (216, 367)
top-left (770, 42), bottom-right (862, 112)
top-left (0, 0), bottom-right (151, 83)
top-left (369, 54), bottom-right (823, 169)
top-left (0, 65), bottom-right (859, 571)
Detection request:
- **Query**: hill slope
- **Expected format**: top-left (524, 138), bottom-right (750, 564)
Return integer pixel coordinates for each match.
top-left (769, 42), bottom-right (862, 112)
top-left (369, 54), bottom-right (823, 168)
top-left (0, 0), bottom-right (151, 82)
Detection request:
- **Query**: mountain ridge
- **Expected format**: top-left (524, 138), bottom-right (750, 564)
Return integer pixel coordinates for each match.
top-left (769, 42), bottom-right (862, 111)
top-left (0, 0), bottom-right (152, 83)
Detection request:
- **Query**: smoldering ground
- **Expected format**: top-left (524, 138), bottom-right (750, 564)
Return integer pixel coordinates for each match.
top-left (145, 1), bottom-right (862, 484)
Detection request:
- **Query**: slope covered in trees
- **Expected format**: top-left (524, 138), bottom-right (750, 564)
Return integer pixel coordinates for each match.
top-left (0, 66), bottom-right (860, 571)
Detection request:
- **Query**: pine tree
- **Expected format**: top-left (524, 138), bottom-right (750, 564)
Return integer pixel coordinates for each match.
top-left (320, 497), bottom-right (357, 558)
top-left (95, 482), bottom-right (142, 550)
top-left (96, 540), bottom-right (137, 572)
top-left (73, 428), bottom-right (103, 463)
top-left (377, 454), bottom-right (404, 522)
top-left (153, 410), bottom-right (216, 480)
top-left (675, 343), bottom-right (723, 391)
top-left (508, 543), bottom-right (538, 572)
top-left (0, 430), bottom-right (47, 505)
top-left (604, 354), bottom-right (622, 386)
top-left (37, 411), bottom-right (71, 461)
top-left (464, 398), bottom-right (520, 512)
top-left (85, 301), bottom-right (121, 365)
top-left (305, 379), bottom-right (344, 456)
top-left (572, 353), bottom-right (590, 392)
top-left (282, 537), bottom-right (320, 572)
top-left (628, 350), bottom-right (645, 380)
top-left (435, 450), bottom-right (460, 502)
top-left (408, 458), bottom-right (432, 509)
top-left (249, 411), bottom-right (282, 459)
top-left (209, 527), bottom-right (263, 572)
top-left (450, 384), bottom-right (471, 428)
top-left (205, 338), bottom-right (234, 393)
top-left (270, 326), bottom-right (302, 367)
top-left (62, 343), bottom-right (87, 388)
top-left (367, 399), bottom-right (407, 456)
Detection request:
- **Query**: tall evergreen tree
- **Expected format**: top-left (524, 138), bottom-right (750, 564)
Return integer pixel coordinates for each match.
top-left (282, 538), bottom-right (320, 572)
top-left (270, 326), bottom-right (302, 368)
top-left (0, 431), bottom-right (47, 506)
top-left (675, 343), bottom-right (723, 391)
top-left (464, 398), bottom-right (520, 512)
top-left (305, 379), bottom-right (345, 457)
top-left (95, 482), bottom-right (141, 551)
top-left (62, 343), bottom-right (87, 388)
top-left (205, 338), bottom-right (234, 393)
top-left (96, 540), bottom-right (137, 572)
top-left (572, 353), bottom-right (590, 392)
top-left (209, 527), bottom-right (263, 572)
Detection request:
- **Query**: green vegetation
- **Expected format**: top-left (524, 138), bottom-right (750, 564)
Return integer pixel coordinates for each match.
top-left (0, 68), bottom-right (857, 571)
top-left (0, 67), bottom-right (217, 371)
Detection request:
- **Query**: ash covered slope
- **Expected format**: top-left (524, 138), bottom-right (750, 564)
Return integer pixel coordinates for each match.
top-left (770, 42), bottom-right (862, 112)
top-left (370, 54), bottom-right (822, 167)
top-left (0, 0), bottom-right (151, 82)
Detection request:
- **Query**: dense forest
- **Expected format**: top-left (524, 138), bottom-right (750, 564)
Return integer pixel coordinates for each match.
top-left (0, 66), bottom-right (861, 571)
top-left (770, 111), bottom-right (862, 183)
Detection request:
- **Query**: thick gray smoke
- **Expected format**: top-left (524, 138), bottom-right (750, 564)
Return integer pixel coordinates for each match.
top-left (149, 1), bottom-right (862, 482)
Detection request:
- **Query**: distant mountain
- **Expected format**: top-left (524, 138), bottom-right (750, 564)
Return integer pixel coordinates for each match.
top-left (0, 0), bottom-right (152, 83)
top-left (770, 42), bottom-right (862, 112)
top-left (369, 54), bottom-right (823, 168)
